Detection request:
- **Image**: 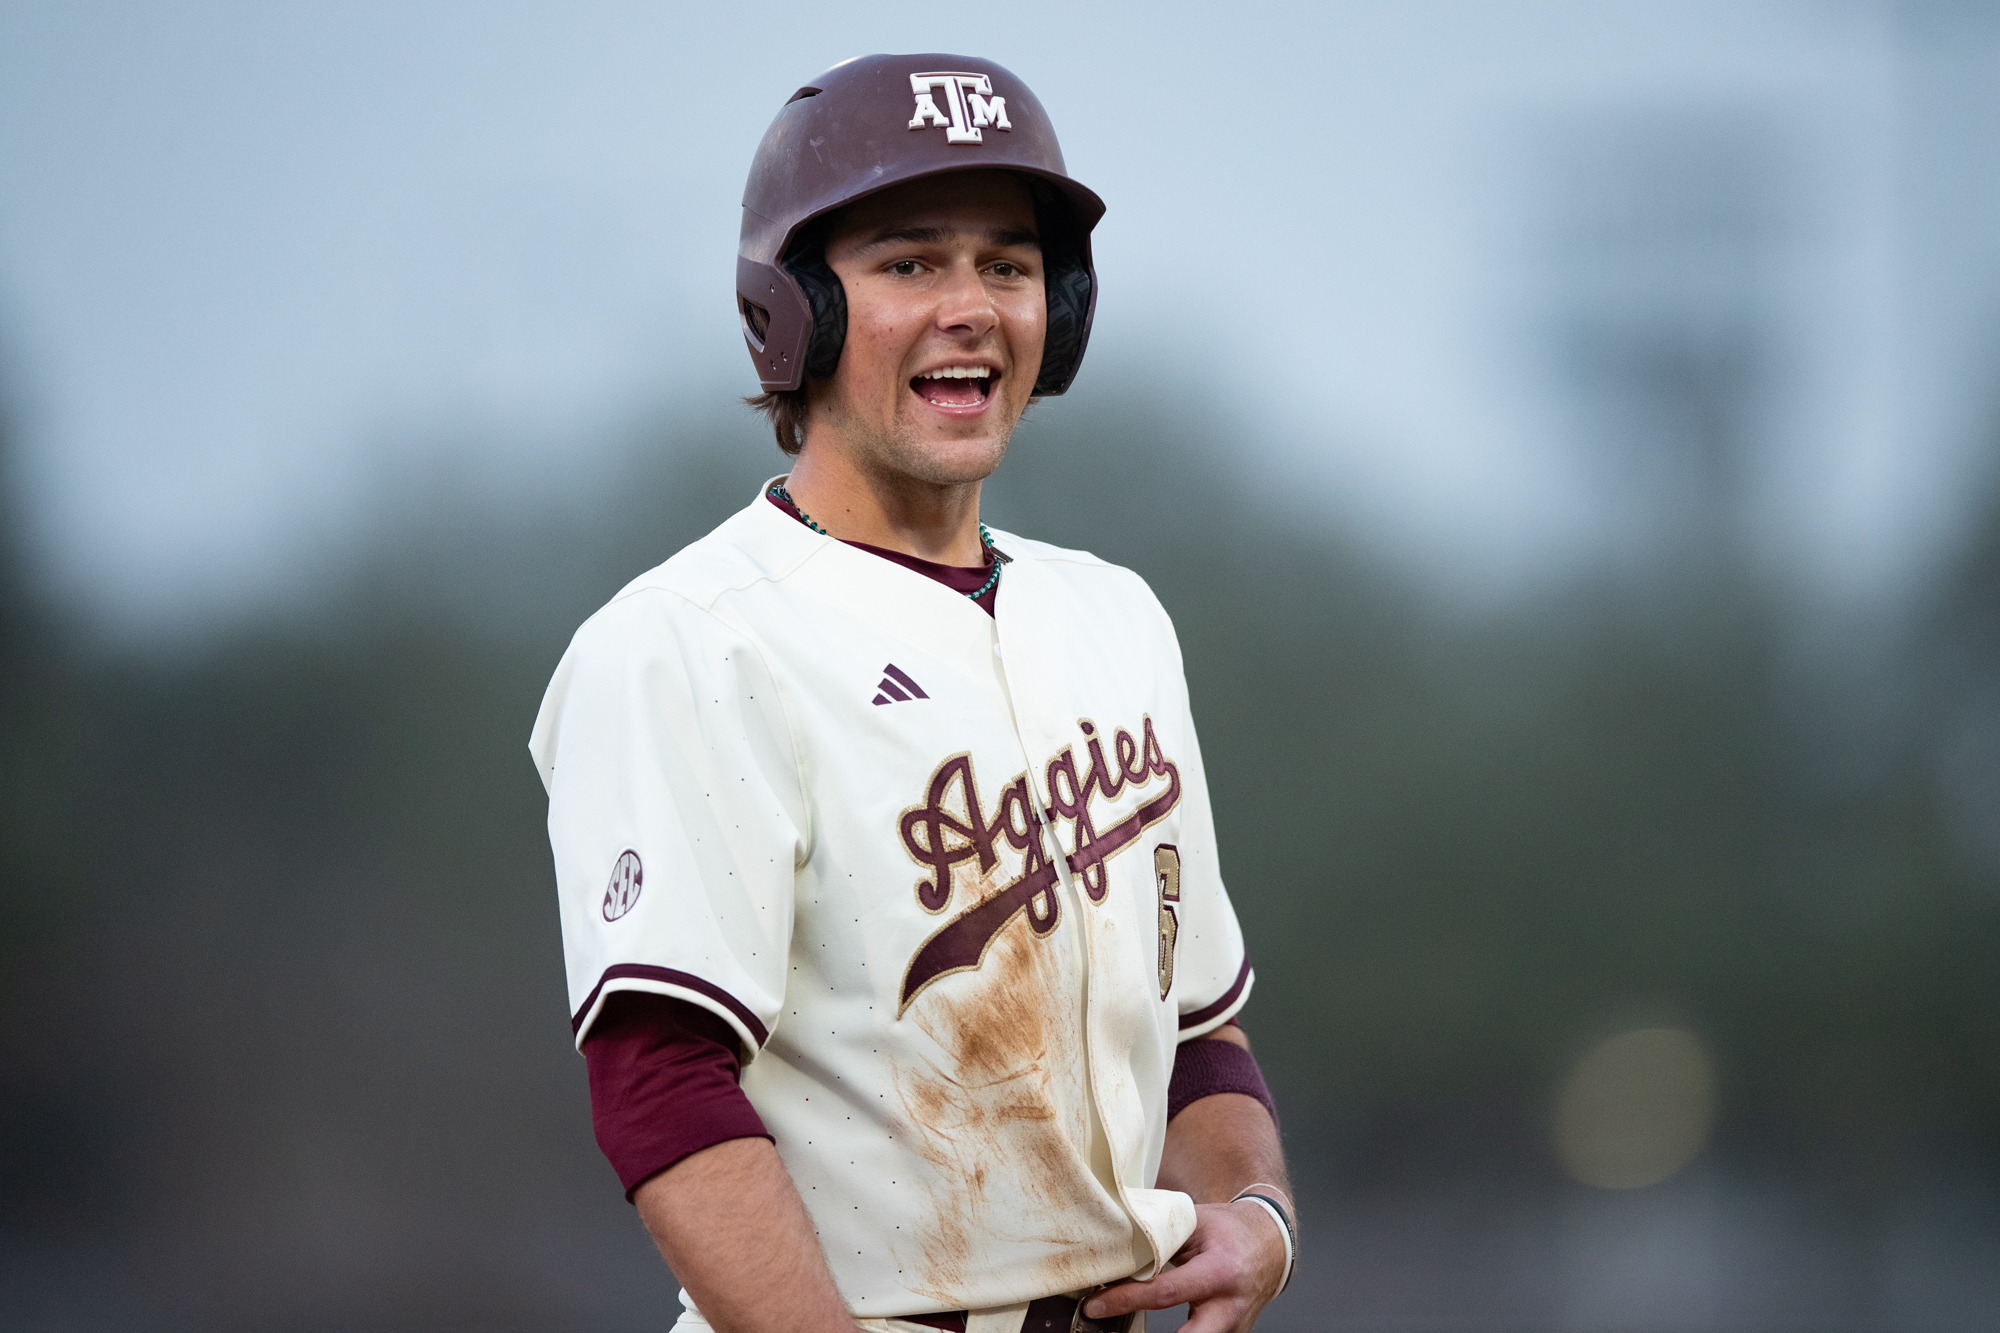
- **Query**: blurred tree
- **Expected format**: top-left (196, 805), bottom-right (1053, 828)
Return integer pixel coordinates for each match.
top-left (0, 369), bottom-right (96, 1239)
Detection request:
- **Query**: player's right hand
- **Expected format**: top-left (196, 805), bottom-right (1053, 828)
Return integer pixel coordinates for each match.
top-left (1080, 1197), bottom-right (1287, 1332)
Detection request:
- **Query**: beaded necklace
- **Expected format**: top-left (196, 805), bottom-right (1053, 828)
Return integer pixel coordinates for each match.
top-left (769, 483), bottom-right (1002, 602)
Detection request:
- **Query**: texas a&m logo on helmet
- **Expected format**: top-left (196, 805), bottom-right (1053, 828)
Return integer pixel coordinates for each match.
top-left (907, 72), bottom-right (1012, 143)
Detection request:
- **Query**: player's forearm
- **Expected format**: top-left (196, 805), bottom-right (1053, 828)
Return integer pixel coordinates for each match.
top-left (1156, 1028), bottom-right (1293, 1207)
top-left (1157, 1089), bottom-right (1292, 1204)
top-left (633, 1136), bottom-right (857, 1333)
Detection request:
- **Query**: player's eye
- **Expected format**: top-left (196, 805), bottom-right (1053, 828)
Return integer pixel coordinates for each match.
top-left (889, 260), bottom-right (922, 276)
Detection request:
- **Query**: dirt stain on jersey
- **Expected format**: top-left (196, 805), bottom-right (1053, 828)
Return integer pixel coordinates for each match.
top-left (891, 899), bottom-right (1129, 1304)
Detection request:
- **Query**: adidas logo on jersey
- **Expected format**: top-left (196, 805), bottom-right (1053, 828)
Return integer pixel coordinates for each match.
top-left (871, 664), bottom-right (929, 706)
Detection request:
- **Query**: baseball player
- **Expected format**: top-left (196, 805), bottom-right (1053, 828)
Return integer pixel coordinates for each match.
top-left (531, 54), bottom-right (1295, 1333)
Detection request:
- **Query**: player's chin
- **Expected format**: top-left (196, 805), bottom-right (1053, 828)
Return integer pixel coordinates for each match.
top-left (892, 423), bottom-right (1011, 486)
top-left (897, 404), bottom-right (1019, 473)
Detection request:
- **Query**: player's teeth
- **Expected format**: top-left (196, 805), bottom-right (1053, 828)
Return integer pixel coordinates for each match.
top-left (922, 366), bottom-right (991, 379)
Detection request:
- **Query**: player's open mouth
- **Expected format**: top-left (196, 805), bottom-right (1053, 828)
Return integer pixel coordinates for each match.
top-left (911, 365), bottom-right (995, 411)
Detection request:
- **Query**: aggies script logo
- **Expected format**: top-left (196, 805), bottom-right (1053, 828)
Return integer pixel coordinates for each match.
top-left (896, 717), bottom-right (1182, 1011)
top-left (907, 72), bottom-right (1012, 143)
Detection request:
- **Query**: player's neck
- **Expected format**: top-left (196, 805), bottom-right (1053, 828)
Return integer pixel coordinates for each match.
top-left (781, 448), bottom-right (988, 568)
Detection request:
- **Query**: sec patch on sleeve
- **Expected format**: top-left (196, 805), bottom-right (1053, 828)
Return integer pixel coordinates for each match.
top-left (602, 849), bottom-right (643, 921)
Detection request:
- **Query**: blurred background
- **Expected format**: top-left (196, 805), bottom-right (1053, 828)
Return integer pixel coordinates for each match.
top-left (3, 1), bottom-right (1998, 1328)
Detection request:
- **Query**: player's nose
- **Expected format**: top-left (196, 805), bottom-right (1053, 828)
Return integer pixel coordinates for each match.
top-left (932, 258), bottom-right (999, 341)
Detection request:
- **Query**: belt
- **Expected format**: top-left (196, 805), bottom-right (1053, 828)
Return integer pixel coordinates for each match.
top-left (903, 1295), bottom-right (1138, 1332)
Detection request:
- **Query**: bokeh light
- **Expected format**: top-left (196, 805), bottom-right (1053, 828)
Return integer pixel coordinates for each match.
top-left (1554, 1027), bottom-right (1718, 1190)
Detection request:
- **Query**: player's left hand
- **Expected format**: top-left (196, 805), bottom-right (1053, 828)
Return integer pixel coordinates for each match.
top-left (1080, 1196), bottom-right (1288, 1333)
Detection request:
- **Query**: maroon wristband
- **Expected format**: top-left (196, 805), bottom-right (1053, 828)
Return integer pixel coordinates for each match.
top-left (1167, 1033), bottom-right (1280, 1131)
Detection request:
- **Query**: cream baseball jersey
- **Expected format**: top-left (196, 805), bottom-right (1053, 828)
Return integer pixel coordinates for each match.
top-left (529, 484), bottom-right (1253, 1318)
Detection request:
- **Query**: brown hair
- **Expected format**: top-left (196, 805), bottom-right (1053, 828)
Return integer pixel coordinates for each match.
top-left (745, 387), bottom-right (811, 456)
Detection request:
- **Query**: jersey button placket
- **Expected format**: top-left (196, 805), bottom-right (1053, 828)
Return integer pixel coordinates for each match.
top-left (992, 589), bottom-right (1149, 1262)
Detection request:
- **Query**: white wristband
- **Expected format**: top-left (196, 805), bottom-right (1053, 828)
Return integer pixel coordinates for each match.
top-left (1230, 1189), bottom-right (1296, 1295)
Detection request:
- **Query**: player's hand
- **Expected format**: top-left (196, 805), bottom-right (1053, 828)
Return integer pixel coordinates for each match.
top-left (1081, 1196), bottom-right (1288, 1333)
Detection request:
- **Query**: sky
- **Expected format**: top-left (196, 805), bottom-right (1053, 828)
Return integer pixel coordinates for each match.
top-left (1, 0), bottom-right (1996, 634)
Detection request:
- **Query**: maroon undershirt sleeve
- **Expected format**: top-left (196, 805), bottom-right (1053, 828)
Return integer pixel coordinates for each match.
top-left (583, 992), bottom-right (772, 1201)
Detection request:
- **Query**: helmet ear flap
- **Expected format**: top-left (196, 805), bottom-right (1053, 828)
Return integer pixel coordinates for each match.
top-left (1035, 255), bottom-right (1092, 396)
top-left (783, 227), bottom-right (847, 382)
top-left (1030, 182), bottom-right (1094, 396)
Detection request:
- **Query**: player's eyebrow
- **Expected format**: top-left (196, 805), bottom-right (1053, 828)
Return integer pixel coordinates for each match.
top-left (852, 223), bottom-right (1041, 252)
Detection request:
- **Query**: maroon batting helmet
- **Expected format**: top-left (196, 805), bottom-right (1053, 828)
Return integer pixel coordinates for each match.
top-left (737, 54), bottom-right (1105, 396)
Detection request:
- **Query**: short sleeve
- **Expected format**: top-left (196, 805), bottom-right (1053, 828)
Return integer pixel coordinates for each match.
top-left (1153, 605), bottom-right (1254, 1041)
top-left (530, 588), bottom-right (806, 1057)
